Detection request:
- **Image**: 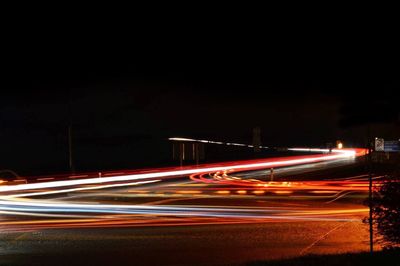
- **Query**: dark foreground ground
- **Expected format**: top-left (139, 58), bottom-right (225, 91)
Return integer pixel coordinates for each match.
top-left (0, 220), bottom-right (370, 266)
top-left (249, 249), bottom-right (400, 266)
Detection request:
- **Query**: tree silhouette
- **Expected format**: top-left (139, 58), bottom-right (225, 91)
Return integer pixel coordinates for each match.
top-left (368, 172), bottom-right (400, 248)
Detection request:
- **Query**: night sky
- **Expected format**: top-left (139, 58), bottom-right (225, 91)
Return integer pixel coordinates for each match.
top-left (2, 46), bottom-right (399, 175)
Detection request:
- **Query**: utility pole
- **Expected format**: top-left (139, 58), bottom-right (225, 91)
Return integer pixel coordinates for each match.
top-left (67, 89), bottom-right (75, 173)
top-left (179, 142), bottom-right (184, 167)
top-left (253, 127), bottom-right (261, 153)
top-left (195, 143), bottom-right (199, 165)
top-left (68, 125), bottom-right (74, 173)
top-left (367, 125), bottom-right (373, 254)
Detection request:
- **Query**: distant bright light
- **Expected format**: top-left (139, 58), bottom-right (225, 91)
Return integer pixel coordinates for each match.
top-left (337, 142), bottom-right (343, 149)
top-left (168, 137), bottom-right (196, 142)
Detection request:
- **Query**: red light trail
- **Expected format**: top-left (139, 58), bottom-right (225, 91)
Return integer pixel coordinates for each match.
top-left (0, 148), bottom-right (370, 231)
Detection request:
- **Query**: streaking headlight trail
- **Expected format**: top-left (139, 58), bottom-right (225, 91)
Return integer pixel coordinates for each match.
top-left (0, 148), bottom-right (369, 231)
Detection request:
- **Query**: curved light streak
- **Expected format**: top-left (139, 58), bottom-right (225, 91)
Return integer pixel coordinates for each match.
top-left (0, 148), bottom-right (362, 194)
top-left (0, 147), bottom-right (369, 231)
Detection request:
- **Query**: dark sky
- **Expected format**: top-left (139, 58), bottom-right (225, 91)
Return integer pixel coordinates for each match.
top-left (1, 43), bottom-right (399, 175)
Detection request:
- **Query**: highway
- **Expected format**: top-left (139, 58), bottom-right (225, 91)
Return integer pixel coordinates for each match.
top-left (0, 148), bottom-right (375, 265)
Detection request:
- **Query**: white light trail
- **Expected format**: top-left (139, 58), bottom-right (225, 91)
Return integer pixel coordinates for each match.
top-left (2, 180), bottom-right (161, 199)
top-left (0, 148), bottom-right (357, 194)
top-left (168, 137), bottom-right (268, 148)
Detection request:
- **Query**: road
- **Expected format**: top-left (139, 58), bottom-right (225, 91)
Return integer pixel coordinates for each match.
top-left (0, 147), bottom-right (374, 265)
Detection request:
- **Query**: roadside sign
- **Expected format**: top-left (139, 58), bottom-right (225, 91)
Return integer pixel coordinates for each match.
top-left (384, 140), bottom-right (400, 152)
top-left (375, 138), bottom-right (384, 151)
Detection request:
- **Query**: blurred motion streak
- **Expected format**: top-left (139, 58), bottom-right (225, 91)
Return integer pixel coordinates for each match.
top-left (0, 148), bottom-right (372, 231)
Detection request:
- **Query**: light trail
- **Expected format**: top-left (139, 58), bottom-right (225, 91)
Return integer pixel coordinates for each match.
top-left (0, 199), bottom-right (366, 218)
top-left (0, 148), bottom-right (362, 195)
top-left (2, 180), bottom-right (161, 199)
top-left (168, 137), bottom-right (268, 148)
top-left (0, 147), bottom-right (370, 231)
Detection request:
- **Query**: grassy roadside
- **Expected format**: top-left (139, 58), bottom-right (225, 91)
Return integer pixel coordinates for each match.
top-left (248, 250), bottom-right (400, 266)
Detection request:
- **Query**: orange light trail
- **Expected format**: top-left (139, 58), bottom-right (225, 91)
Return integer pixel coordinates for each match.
top-left (0, 147), bottom-right (371, 231)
